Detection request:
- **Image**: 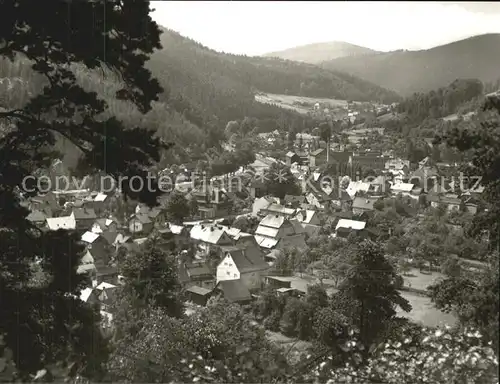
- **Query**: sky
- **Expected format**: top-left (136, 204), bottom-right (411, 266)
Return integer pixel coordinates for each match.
top-left (150, 1), bottom-right (500, 55)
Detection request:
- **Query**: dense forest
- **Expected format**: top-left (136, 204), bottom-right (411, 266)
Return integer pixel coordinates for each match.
top-left (0, 27), bottom-right (399, 169)
top-left (149, 28), bottom-right (401, 120)
top-left (396, 79), bottom-right (484, 122)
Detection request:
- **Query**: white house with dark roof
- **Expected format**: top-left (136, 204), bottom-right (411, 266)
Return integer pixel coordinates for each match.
top-left (190, 224), bottom-right (234, 255)
top-left (254, 214), bottom-right (306, 252)
top-left (334, 219), bottom-right (366, 239)
top-left (46, 213), bottom-right (76, 231)
top-left (217, 245), bottom-right (269, 291)
top-left (128, 213), bottom-right (154, 234)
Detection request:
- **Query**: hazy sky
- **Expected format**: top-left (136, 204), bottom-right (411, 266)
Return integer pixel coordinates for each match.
top-left (150, 1), bottom-right (500, 55)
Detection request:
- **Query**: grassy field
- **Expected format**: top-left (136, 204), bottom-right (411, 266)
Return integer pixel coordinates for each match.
top-left (403, 268), bottom-right (444, 291)
top-left (399, 291), bottom-right (457, 327)
top-left (255, 92), bottom-right (350, 114)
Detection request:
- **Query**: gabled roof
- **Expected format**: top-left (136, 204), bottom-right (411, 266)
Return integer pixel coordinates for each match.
top-left (258, 214), bottom-right (286, 229)
top-left (352, 196), bottom-right (378, 211)
top-left (81, 231), bottom-right (100, 244)
top-left (72, 208), bottom-right (97, 220)
top-left (26, 210), bottom-right (47, 222)
top-left (276, 233), bottom-right (307, 251)
top-left (100, 231), bottom-right (118, 245)
top-left (168, 223), bottom-right (185, 235)
top-left (254, 235), bottom-right (279, 249)
top-left (346, 181), bottom-right (371, 198)
top-left (255, 224), bottom-right (280, 238)
top-left (46, 213), bottom-right (76, 231)
top-left (94, 193), bottom-right (108, 202)
top-left (214, 280), bottom-right (252, 302)
top-left (186, 285), bottom-right (212, 296)
top-left (391, 183), bottom-right (415, 193)
top-left (185, 263), bottom-right (212, 278)
top-left (295, 209), bottom-right (317, 224)
top-left (224, 245), bottom-right (269, 273)
top-left (190, 224), bottom-right (232, 245)
top-left (330, 187), bottom-right (352, 201)
top-left (336, 219), bottom-right (366, 231)
top-left (264, 203), bottom-right (296, 216)
top-left (284, 195), bottom-right (306, 205)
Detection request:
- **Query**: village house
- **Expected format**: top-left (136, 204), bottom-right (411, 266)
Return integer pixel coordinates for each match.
top-left (385, 158), bottom-right (410, 173)
top-left (285, 151), bottom-right (301, 167)
top-left (27, 210), bottom-right (48, 226)
top-left (77, 249), bottom-right (98, 282)
top-left (390, 182), bottom-right (416, 197)
top-left (189, 224), bottom-right (234, 256)
top-left (185, 286), bottom-right (212, 306)
top-left (212, 280), bottom-right (252, 304)
top-left (305, 189), bottom-right (332, 210)
top-left (135, 204), bottom-right (166, 226)
top-left (72, 207), bottom-right (97, 231)
top-left (189, 187), bottom-right (233, 220)
top-left (335, 219), bottom-right (367, 239)
top-left (294, 209), bottom-right (321, 226)
top-left (82, 282), bottom-right (118, 313)
top-left (346, 181), bottom-right (371, 199)
top-left (255, 214), bottom-right (296, 242)
top-left (216, 245), bottom-right (269, 291)
top-left (352, 151), bottom-right (388, 171)
top-left (427, 193), bottom-right (462, 212)
top-left (260, 203), bottom-right (296, 219)
top-left (85, 192), bottom-right (109, 216)
top-left (249, 153), bottom-right (280, 175)
top-left (179, 261), bottom-right (215, 290)
top-left (128, 213), bottom-right (154, 235)
top-left (91, 217), bottom-right (118, 234)
top-left (45, 213), bottom-right (76, 231)
top-left (81, 231), bottom-right (111, 266)
top-left (283, 194), bottom-right (306, 208)
top-left (352, 196), bottom-right (379, 215)
top-left (253, 214), bottom-right (307, 255)
top-left (248, 179), bottom-right (269, 200)
top-left (409, 166), bottom-right (439, 192)
top-left (31, 191), bottom-right (62, 217)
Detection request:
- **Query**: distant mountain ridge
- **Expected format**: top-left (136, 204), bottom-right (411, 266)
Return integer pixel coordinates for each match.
top-left (320, 34), bottom-right (500, 96)
top-left (263, 41), bottom-right (378, 64)
top-left (147, 28), bottom-right (401, 118)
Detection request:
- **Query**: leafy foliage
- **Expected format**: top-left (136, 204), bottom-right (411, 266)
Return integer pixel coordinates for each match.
top-left (109, 298), bottom-right (294, 383)
top-left (0, 1), bottom-right (166, 379)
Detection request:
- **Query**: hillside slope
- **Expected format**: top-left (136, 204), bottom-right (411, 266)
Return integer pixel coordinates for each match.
top-left (321, 34), bottom-right (500, 96)
top-left (147, 28), bottom-right (401, 118)
top-left (263, 41), bottom-right (378, 64)
top-left (0, 27), bottom-right (400, 168)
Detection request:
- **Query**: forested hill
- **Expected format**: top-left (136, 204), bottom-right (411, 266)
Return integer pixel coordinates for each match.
top-left (322, 34), bottom-right (500, 96)
top-left (147, 28), bottom-right (401, 120)
top-left (0, 27), bottom-right (399, 167)
top-left (396, 79), bottom-right (485, 123)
